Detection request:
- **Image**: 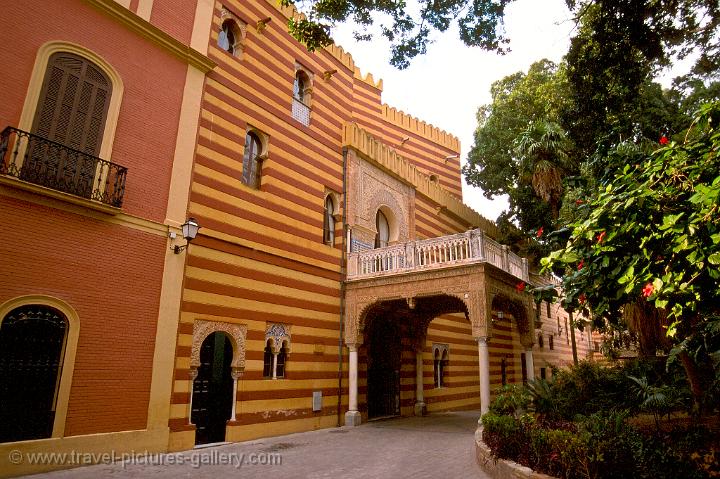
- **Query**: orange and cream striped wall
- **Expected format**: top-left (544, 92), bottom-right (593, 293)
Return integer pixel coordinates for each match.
top-left (165, 0), bottom-right (592, 451)
top-left (168, 0), bottom-right (355, 450)
top-left (349, 71), bottom-right (463, 199)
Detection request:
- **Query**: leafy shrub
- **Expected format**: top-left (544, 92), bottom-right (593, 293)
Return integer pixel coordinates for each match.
top-left (489, 384), bottom-right (531, 417)
top-left (481, 411), bottom-right (524, 460)
top-left (481, 408), bottom-right (715, 478)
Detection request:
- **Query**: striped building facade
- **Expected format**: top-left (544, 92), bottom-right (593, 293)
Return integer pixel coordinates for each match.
top-left (166, 0), bottom-right (596, 451)
top-left (0, 0), bottom-right (597, 474)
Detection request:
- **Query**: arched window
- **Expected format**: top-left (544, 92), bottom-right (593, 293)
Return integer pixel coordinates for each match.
top-left (22, 52), bottom-right (112, 199)
top-left (276, 341), bottom-right (288, 378)
top-left (293, 72), bottom-right (307, 103)
top-left (262, 338), bottom-right (288, 379)
top-left (262, 340), bottom-right (273, 379)
top-left (323, 195), bottom-right (335, 246)
top-left (218, 20), bottom-right (243, 56)
top-left (291, 67), bottom-right (312, 125)
top-left (0, 305), bottom-right (68, 442)
top-left (432, 344), bottom-right (449, 389)
top-left (242, 131), bottom-right (263, 188)
top-left (439, 350), bottom-right (448, 387)
top-left (375, 210), bottom-right (389, 248)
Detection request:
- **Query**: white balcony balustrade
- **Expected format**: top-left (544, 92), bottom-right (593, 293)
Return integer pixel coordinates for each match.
top-left (347, 229), bottom-right (529, 282)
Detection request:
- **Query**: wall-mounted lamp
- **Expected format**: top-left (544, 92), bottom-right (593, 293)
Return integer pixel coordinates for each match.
top-left (496, 311), bottom-right (504, 320)
top-left (172, 218), bottom-right (200, 254)
top-left (323, 69), bottom-right (337, 81)
top-left (444, 154), bottom-right (460, 163)
top-left (256, 17), bottom-right (271, 33)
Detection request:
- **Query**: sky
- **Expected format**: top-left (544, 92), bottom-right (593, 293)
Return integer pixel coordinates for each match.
top-left (331, 0), bottom-right (577, 221)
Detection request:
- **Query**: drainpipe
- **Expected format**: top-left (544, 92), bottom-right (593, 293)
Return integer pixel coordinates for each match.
top-left (337, 147), bottom-right (348, 426)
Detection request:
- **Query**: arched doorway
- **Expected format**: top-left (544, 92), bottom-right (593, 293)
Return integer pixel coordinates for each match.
top-left (0, 305), bottom-right (68, 442)
top-left (366, 316), bottom-right (401, 419)
top-left (191, 331), bottom-right (234, 445)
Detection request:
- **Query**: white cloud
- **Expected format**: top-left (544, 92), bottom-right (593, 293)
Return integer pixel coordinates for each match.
top-left (332, 0), bottom-right (574, 221)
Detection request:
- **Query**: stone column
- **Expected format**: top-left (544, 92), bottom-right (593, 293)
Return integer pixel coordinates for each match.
top-left (230, 368), bottom-right (242, 420)
top-left (477, 337), bottom-right (491, 415)
top-left (414, 350), bottom-right (426, 416)
top-left (345, 344), bottom-right (361, 426)
top-left (188, 368), bottom-right (198, 424)
top-left (272, 353), bottom-right (278, 379)
top-left (524, 349), bottom-right (535, 382)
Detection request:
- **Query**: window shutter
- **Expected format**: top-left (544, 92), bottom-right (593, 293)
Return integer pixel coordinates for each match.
top-left (32, 53), bottom-right (111, 157)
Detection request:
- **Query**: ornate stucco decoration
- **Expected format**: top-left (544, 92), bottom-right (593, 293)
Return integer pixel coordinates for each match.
top-left (265, 322), bottom-right (291, 354)
top-left (432, 343), bottom-right (449, 359)
top-left (190, 319), bottom-right (247, 371)
top-left (346, 149), bottom-right (415, 248)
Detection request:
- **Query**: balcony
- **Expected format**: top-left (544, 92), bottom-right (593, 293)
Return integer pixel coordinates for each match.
top-left (347, 229), bottom-right (529, 282)
top-left (291, 97), bottom-right (311, 126)
top-left (0, 127), bottom-right (127, 208)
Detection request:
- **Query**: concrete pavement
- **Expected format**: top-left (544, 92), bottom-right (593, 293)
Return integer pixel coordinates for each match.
top-left (19, 410), bottom-right (489, 479)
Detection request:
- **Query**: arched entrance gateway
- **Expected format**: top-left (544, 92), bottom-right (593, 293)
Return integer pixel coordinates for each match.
top-left (189, 320), bottom-right (247, 445)
top-left (344, 230), bottom-right (536, 426)
top-left (191, 332), bottom-right (234, 444)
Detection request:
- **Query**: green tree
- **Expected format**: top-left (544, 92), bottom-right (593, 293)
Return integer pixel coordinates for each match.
top-left (543, 102), bottom-right (720, 412)
top-left (513, 120), bottom-right (573, 219)
top-left (284, 0), bottom-right (720, 71)
top-left (562, 1), bottom-right (710, 158)
top-left (463, 60), bottom-right (574, 233)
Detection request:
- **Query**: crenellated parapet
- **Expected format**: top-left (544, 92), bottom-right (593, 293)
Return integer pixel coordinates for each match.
top-left (353, 67), bottom-right (383, 91)
top-left (343, 123), bottom-right (499, 238)
top-left (260, 0), bottom-right (361, 75)
top-left (381, 105), bottom-right (460, 151)
top-left (325, 43), bottom-right (355, 71)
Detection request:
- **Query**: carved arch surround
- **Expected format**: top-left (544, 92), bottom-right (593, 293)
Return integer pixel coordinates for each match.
top-left (369, 188), bottom-right (407, 242)
top-left (346, 150), bottom-right (415, 246)
top-left (191, 320), bottom-right (247, 370)
top-left (343, 264), bottom-right (535, 346)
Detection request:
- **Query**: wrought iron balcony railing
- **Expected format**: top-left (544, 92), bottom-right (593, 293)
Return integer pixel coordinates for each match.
top-left (347, 229), bottom-right (530, 282)
top-left (0, 127), bottom-right (127, 207)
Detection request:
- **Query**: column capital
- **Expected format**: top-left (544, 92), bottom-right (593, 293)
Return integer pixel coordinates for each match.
top-left (475, 336), bottom-right (490, 345)
top-left (346, 343), bottom-right (358, 352)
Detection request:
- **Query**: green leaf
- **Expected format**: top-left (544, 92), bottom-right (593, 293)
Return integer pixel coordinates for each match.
top-left (709, 253), bottom-right (720, 265)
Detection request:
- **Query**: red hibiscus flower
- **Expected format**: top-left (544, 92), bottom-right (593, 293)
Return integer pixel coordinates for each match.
top-left (516, 282), bottom-right (526, 292)
top-left (579, 293), bottom-right (587, 304)
top-left (642, 283), bottom-right (654, 297)
top-left (596, 231), bottom-right (606, 243)
top-left (659, 135), bottom-right (669, 145)
top-left (537, 226), bottom-right (544, 238)
top-left (578, 260), bottom-right (584, 270)
top-left (575, 199), bottom-right (584, 205)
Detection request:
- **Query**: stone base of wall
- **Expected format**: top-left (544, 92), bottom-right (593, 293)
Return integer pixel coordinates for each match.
top-left (475, 426), bottom-right (557, 479)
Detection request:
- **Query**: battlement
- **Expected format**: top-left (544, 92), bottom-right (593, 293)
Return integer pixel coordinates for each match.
top-left (342, 122), bottom-right (499, 238)
top-left (381, 105), bottom-right (460, 151)
top-left (262, 0), bottom-right (360, 76)
top-left (324, 43), bottom-right (355, 71)
top-left (353, 67), bottom-right (383, 91)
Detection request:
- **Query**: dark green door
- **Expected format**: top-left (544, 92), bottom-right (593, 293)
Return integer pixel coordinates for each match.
top-left (191, 332), bottom-right (234, 445)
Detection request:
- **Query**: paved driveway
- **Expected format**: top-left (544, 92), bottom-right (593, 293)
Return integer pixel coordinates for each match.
top-left (22, 410), bottom-right (488, 479)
